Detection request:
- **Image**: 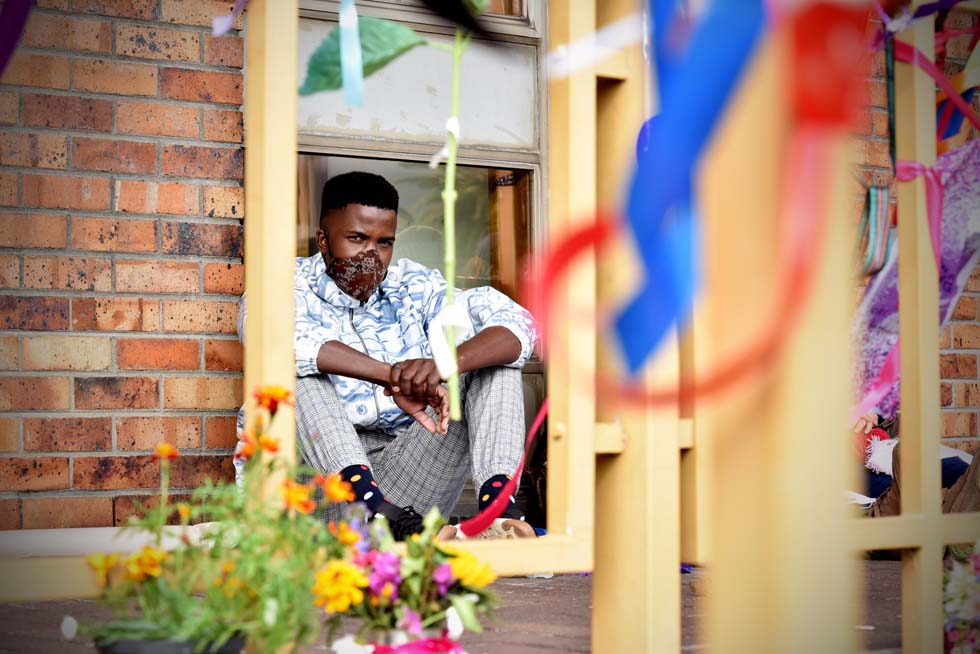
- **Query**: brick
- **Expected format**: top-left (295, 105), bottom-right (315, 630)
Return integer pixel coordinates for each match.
top-left (966, 265), bottom-right (980, 292)
top-left (205, 415), bottom-right (237, 449)
top-left (162, 299), bottom-right (238, 333)
top-left (162, 145), bottom-right (243, 180)
top-left (113, 493), bottom-right (191, 525)
top-left (73, 454), bottom-right (157, 490)
top-left (0, 500), bottom-right (18, 530)
top-left (37, 0), bottom-right (69, 7)
top-left (118, 181), bottom-right (199, 215)
top-left (117, 416), bottom-right (200, 450)
top-left (75, 377), bottom-right (159, 409)
top-left (941, 325), bottom-right (952, 349)
top-left (158, 182), bottom-right (199, 215)
top-left (0, 54), bottom-right (70, 89)
top-left (73, 60), bottom-right (158, 96)
top-left (203, 185), bottom-right (242, 218)
top-left (871, 111), bottom-right (890, 138)
top-left (0, 173), bottom-right (15, 206)
top-left (161, 0), bottom-right (245, 29)
top-left (943, 411), bottom-right (978, 437)
top-left (942, 383), bottom-right (953, 407)
top-left (23, 94), bottom-right (113, 132)
top-left (22, 174), bottom-right (110, 211)
top-left (160, 68), bottom-right (243, 104)
top-left (0, 296), bottom-right (69, 330)
top-left (72, 297), bottom-right (159, 331)
top-left (204, 262), bottom-right (243, 294)
top-left (870, 49), bottom-right (887, 77)
top-left (857, 140), bottom-right (891, 169)
top-left (203, 34), bottom-right (244, 68)
top-left (0, 131), bottom-right (68, 169)
top-left (116, 24), bottom-right (201, 63)
top-left (117, 337), bottom-right (199, 370)
top-left (205, 339), bottom-right (241, 371)
top-left (71, 0), bottom-right (157, 19)
top-left (953, 295), bottom-right (976, 321)
top-left (22, 335), bottom-right (111, 371)
top-left (941, 353), bottom-right (978, 379)
top-left (72, 137), bottom-right (157, 174)
top-left (0, 92), bottom-right (18, 125)
top-left (164, 376), bottom-right (241, 409)
top-left (115, 260), bottom-right (199, 293)
top-left (71, 217), bottom-right (157, 253)
top-left (0, 377), bottom-right (71, 410)
top-left (0, 457), bottom-right (69, 491)
top-left (941, 439), bottom-right (980, 456)
top-left (202, 109), bottom-right (242, 143)
top-left (171, 454), bottom-right (234, 487)
top-left (23, 497), bottom-right (113, 529)
top-left (0, 419), bottom-right (18, 451)
top-left (953, 383), bottom-right (980, 407)
top-left (953, 324), bottom-right (980, 349)
top-left (0, 213), bottom-right (67, 248)
top-left (23, 14), bottom-right (112, 52)
top-left (23, 256), bottom-right (112, 291)
top-left (24, 417), bottom-right (112, 451)
top-left (162, 221), bottom-right (242, 256)
top-left (0, 255), bottom-right (17, 288)
top-left (868, 79), bottom-right (888, 109)
top-left (117, 101), bottom-right (200, 138)
top-left (0, 337), bottom-right (16, 369)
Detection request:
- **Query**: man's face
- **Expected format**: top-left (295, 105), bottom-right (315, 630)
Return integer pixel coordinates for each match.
top-left (317, 203), bottom-right (397, 268)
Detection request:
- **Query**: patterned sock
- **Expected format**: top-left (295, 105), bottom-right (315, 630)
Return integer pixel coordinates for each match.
top-left (339, 464), bottom-right (384, 511)
top-left (478, 474), bottom-right (522, 519)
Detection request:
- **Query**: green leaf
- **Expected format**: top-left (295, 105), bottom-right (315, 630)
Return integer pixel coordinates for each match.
top-left (448, 595), bottom-right (482, 633)
top-left (464, 0), bottom-right (490, 16)
top-left (300, 16), bottom-right (425, 96)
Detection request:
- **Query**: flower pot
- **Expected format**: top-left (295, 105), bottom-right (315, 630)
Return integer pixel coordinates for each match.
top-left (95, 633), bottom-right (245, 654)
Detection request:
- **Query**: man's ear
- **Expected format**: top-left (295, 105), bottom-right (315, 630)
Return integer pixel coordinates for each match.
top-left (316, 227), bottom-right (330, 255)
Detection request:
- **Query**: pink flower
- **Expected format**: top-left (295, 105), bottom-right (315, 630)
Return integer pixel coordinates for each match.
top-left (433, 563), bottom-right (454, 596)
top-left (399, 607), bottom-right (423, 637)
top-left (368, 551), bottom-right (401, 600)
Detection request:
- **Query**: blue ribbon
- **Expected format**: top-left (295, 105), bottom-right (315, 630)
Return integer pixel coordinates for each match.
top-left (615, 0), bottom-right (765, 374)
top-left (938, 88), bottom-right (977, 139)
top-left (339, 0), bottom-right (364, 107)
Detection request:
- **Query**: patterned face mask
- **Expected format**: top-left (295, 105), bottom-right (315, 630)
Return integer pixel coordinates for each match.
top-left (325, 249), bottom-right (386, 302)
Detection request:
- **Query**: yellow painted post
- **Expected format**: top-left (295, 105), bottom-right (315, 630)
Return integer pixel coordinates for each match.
top-left (699, 28), bottom-right (856, 652)
top-left (894, 10), bottom-right (944, 653)
top-left (244, 0), bottom-right (299, 488)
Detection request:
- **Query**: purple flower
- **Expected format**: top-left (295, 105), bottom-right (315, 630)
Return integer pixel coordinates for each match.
top-left (369, 551), bottom-right (402, 599)
top-left (432, 563), bottom-right (454, 596)
top-left (398, 607), bottom-right (423, 637)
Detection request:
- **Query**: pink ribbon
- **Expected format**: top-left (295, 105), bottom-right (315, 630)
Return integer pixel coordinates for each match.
top-left (850, 160), bottom-right (943, 422)
top-left (212, 0), bottom-right (247, 36)
top-left (371, 636), bottom-right (464, 653)
top-left (894, 40), bottom-right (980, 135)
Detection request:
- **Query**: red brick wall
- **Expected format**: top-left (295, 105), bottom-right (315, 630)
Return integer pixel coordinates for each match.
top-left (855, 12), bottom-right (979, 458)
top-left (0, 0), bottom-right (244, 529)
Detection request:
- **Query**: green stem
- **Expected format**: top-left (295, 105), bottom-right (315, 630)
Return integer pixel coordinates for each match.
top-left (158, 461), bottom-right (170, 546)
top-left (442, 29), bottom-right (466, 421)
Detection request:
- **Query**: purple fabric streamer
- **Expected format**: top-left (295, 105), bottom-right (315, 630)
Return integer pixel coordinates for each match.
top-left (213, 0), bottom-right (247, 36)
top-left (0, 0), bottom-right (32, 77)
top-left (855, 140), bottom-right (980, 418)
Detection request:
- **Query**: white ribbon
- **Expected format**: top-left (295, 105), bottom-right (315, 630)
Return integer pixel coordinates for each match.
top-left (429, 116), bottom-right (461, 169)
top-left (546, 12), bottom-right (645, 79)
top-left (427, 303), bottom-right (470, 379)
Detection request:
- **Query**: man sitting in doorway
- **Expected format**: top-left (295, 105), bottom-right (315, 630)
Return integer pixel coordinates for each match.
top-left (238, 171), bottom-right (538, 540)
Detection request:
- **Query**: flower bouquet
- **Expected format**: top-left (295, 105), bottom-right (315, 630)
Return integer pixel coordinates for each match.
top-left (76, 386), bottom-right (356, 654)
top-left (317, 507), bottom-right (498, 653)
top-left (945, 544), bottom-right (980, 654)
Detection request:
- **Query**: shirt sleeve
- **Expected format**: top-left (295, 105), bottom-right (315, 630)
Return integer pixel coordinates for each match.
top-left (294, 283), bottom-right (343, 377)
top-left (420, 267), bottom-right (538, 368)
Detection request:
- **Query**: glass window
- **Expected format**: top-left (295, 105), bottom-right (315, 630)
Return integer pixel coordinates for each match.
top-left (297, 154), bottom-right (532, 300)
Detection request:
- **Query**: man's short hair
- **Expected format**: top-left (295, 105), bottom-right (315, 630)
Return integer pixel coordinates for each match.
top-left (320, 171), bottom-right (399, 222)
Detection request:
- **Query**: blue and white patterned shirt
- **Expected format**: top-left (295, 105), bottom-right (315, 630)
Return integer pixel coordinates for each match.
top-left (293, 254), bottom-right (537, 432)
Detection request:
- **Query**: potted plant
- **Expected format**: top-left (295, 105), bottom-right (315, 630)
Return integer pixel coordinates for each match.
top-left (72, 387), bottom-right (356, 653)
top-left (318, 507), bottom-right (498, 654)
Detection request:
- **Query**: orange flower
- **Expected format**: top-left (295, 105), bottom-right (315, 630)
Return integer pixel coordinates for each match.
top-left (280, 479), bottom-right (316, 514)
top-left (258, 434), bottom-right (280, 453)
top-left (176, 503), bottom-right (191, 523)
top-left (154, 442), bottom-right (178, 460)
top-left (254, 385), bottom-right (292, 416)
top-left (86, 553), bottom-right (119, 588)
top-left (328, 520), bottom-right (360, 546)
top-left (235, 430), bottom-right (257, 461)
top-left (314, 473), bottom-right (355, 504)
top-left (125, 546), bottom-right (167, 582)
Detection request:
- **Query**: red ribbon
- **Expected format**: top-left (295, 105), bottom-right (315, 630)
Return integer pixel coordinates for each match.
top-left (371, 636), bottom-right (464, 653)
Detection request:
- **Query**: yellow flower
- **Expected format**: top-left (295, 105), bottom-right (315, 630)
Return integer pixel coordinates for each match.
top-left (125, 546), bottom-right (167, 582)
top-left (221, 561), bottom-right (235, 575)
top-left (254, 385), bottom-right (292, 416)
top-left (176, 503), bottom-right (191, 523)
top-left (86, 553), bottom-right (119, 588)
top-left (312, 560), bottom-right (368, 614)
top-left (314, 473), bottom-right (355, 503)
top-left (441, 545), bottom-right (496, 588)
top-left (154, 442), bottom-right (179, 461)
top-left (280, 479), bottom-right (317, 514)
top-left (328, 521), bottom-right (360, 546)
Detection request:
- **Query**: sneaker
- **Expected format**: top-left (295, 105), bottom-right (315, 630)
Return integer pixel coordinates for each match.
top-left (371, 502), bottom-right (424, 541)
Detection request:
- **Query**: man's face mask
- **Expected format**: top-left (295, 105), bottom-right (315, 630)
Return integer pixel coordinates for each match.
top-left (325, 249), bottom-right (386, 302)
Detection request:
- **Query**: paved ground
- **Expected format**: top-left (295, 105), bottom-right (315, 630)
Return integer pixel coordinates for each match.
top-left (0, 562), bottom-right (902, 653)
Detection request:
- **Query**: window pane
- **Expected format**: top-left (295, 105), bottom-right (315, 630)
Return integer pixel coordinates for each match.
top-left (486, 0), bottom-right (523, 17)
top-left (296, 154), bottom-right (531, 300)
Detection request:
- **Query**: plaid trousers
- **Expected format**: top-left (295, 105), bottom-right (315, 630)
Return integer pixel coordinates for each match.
top-left (293, 366), bottom-right (526, 518)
